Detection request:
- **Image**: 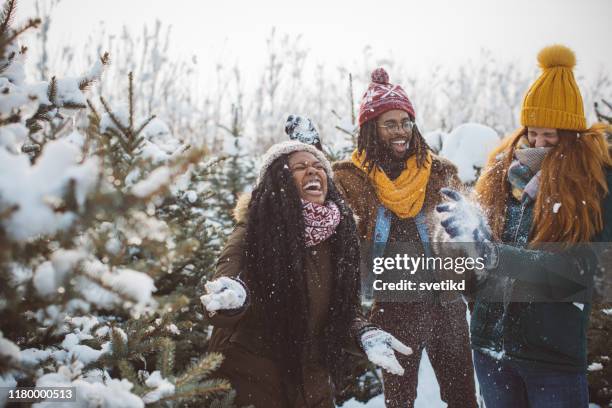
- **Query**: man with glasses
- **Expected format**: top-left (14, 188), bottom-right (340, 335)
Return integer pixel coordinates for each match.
top-left (333, 68), bottom-right (477, 407)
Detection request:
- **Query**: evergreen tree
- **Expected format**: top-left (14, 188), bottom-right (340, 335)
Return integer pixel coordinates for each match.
top-left (0, 2), bottom-right (240, 406)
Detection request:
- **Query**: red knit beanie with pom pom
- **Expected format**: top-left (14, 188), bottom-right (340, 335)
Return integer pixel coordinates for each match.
top-left (358, 67), bottom-right (415, 126)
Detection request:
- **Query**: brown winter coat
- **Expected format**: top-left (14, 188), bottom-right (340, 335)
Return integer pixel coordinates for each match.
top-left (332, 154), bottom-right (462, 243)
top-left (332, 154), bottom-right (478, 408)
top-left (204, 195), bottom-right (371, 408)
top-left (333, 154), bottom-right (465, 301)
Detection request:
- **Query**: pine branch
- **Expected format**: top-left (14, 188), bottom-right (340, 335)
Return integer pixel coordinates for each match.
top-left (175, 353), bottom-right (224, 388)
top-left (155, 337), bottom-right (175, 378)
top-left (47, 76), bottom-right (57, 105)
top-left (62, 102), bottom-right (87, 110)
top-left (0, 18), bottom-right (41, 52)
top-left (78, 52), bottom-right (110, 91)
top-left (159, 379), bottom-right (232, 403)
top-left (133, 115), bottom-right (155, 138)
top-left (99, 95), bottom-right (128, 136)
top-left (594, 100), bottom-right (612, 124)
top-left (0, 0), bottom-right (16, 37)
top-left (86, 99), bottom-right (100, 122)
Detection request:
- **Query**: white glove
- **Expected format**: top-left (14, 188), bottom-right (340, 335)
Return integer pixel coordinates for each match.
top-left (360, 329), bottom-right (412, 376)
top-left (200, 276), bottom-right (247, 312)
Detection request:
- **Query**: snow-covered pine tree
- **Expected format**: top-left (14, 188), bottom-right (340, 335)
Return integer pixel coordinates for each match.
top-left (205, 91), bottom-right (256, 235)
top-left (0, 2), bottom-right (240, 406)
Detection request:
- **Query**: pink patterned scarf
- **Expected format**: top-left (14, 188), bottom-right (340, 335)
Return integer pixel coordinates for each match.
top-left (302, 199), bottom-right (341, 247)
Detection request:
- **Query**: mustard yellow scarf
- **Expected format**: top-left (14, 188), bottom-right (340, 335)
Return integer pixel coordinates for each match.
top-left (351, 150), bottom-right (432, 218)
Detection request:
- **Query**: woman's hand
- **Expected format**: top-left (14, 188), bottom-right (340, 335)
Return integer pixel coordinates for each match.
top-left (360, 328), bottom-right (412, 376)
top-left (200, 276), bottom-right (247, 312)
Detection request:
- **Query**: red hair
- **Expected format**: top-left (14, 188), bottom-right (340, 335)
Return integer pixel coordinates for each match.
top-left (475, 124), bottom-right (611, 245)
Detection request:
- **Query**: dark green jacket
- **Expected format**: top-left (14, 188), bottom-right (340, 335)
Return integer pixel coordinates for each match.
top-left (471, 168), bottom-right (612, 372)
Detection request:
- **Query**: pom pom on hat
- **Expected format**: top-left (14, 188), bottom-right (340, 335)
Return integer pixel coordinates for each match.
top-left (371, 67), bottom-right (389, 84)
top-left (537, 44), bottom-right (576, 70)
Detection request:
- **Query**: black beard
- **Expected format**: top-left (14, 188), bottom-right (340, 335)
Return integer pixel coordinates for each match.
top-left (378, 144), bottom-right (408, 180)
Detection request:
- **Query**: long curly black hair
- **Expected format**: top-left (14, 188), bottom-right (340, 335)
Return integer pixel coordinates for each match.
top-left (244, 154), bottom-right (360, 386)
top-left (357, 118), bottom-right (431, 174)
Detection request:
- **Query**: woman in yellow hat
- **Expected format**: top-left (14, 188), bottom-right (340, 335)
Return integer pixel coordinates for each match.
top-left (438, 44), bottom-right (612, 407)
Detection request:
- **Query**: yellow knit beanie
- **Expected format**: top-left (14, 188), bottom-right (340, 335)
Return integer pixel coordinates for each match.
top-left (520, 44), bottom-right (586, 131)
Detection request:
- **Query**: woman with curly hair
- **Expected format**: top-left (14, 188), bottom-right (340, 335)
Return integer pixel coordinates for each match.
top-left (200, 139), bottom-right (411, 407)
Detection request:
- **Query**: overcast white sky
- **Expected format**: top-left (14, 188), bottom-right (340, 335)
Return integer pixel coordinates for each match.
top-left (16, 0), bottom-right (612, 85)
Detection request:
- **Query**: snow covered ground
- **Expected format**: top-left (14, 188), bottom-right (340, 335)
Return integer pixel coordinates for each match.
top-left (339, 350), bottom-right (448, 407)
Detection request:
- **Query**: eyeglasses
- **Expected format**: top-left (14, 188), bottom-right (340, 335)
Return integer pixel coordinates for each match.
top-left (377, 120), bottom-right (414, 134)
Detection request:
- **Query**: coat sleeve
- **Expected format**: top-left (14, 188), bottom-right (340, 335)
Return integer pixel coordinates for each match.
top-left (490, 173), bottom-right (612, 298)
top-left (200, 223), bottom-right (251, 328)
top-left (347, 306), bottom-right (376, 355)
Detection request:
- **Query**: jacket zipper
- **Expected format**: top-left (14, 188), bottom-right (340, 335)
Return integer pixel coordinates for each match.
top-left (513, 200), bottom-right (529, 244)
top-left (501, 199), bottom-right (528, 356)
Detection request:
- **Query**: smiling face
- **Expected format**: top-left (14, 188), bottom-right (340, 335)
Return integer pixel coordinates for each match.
top-left (376, 109), bottom-right (414, 160)
top-left (527, 127), bottom-right (559, 147)
top-left (288, 151), bottom-right (328, 204)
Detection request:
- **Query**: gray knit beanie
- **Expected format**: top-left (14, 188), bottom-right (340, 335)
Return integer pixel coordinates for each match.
top-left (257, 141), bottom-right (332, 185)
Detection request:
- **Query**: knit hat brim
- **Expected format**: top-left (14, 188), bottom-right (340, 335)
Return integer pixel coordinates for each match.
top-left (257, 141), bottom-right (332, 185)
top-left (521, 107), bottom-right (586, 131)
top-left (358, 99), bottom-right (415, 126)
